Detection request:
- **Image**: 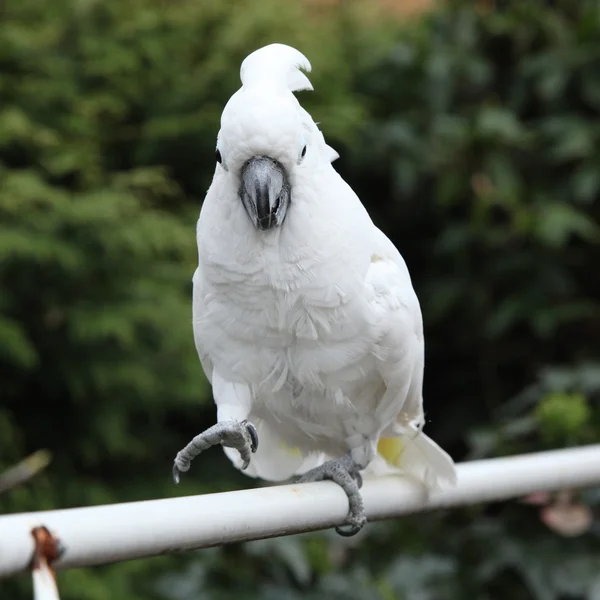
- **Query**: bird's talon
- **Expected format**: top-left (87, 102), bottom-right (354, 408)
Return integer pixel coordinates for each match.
top-left (172, 464), bottom-right (182, 485)
top-left (245, 422), bottom-right (259, 453)
top-left (297, 453), bottom-right (367, 536)
top-left (172, 420), bottom-right (259, 480)
top-left (354, 471), bottom-right (363, 489)
top-left (335, 512), bottom-right (366, 537)
top-left (335, 522), bottom-right (363, 537)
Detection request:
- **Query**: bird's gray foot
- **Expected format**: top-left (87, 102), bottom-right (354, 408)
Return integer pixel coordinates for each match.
top-left (172, 420), bottom-right (258, 484)
top-left (297, 453), bottom-right (366, 537)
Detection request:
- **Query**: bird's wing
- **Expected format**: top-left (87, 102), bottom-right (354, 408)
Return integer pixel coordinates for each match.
top-left (367, 227), bottom-right (456, 487)
top-left (192, 264), bottom-right (213, 384)
top-left (366, 226), bottom-right (425, 428)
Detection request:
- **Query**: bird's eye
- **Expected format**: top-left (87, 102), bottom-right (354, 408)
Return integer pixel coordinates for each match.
top-left (301, 145), bottom-right (307, 158)
top-left (216, 149), bottom-right (222, 164)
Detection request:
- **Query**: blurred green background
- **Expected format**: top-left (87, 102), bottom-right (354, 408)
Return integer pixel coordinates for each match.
top-left (2, 0), bottom-right (600, 597)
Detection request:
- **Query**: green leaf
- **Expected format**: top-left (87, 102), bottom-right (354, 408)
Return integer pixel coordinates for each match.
top-left (475, 106), bottom-right (526, 145)
top-left (533, 202), bottom-right (600, 247)
top-left (0, 317), bottom-right (37, 368)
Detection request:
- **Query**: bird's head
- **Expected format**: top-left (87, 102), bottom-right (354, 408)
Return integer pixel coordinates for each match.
top-left (214, 44), bottom-right (338, 232)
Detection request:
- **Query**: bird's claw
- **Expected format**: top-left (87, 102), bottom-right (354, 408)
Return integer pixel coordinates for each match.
top-left (172, 419), bottom-right (259, 483)
top-left (244, 420), bottom-right (259, 454)
top-left (237, 420), bottom-right (259, 469)
top-left (297, 453), bottom-right (366, 537)
top-left (335, 513), bottom-right (367, 537)
top-left (172, 463), bottom-right (183, 485)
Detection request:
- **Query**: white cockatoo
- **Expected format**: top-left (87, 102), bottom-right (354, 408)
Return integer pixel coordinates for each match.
top-left (173, 43), bottom-right (456, 535)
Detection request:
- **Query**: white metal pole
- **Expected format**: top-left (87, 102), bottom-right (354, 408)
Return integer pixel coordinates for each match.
top-left (32, 565), bottom-right (61, 600)
top-left (2, 445), bottom-right (600, 579)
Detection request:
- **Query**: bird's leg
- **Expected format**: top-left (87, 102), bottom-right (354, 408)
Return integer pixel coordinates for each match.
top-left (172, 420), bottom-right (258, 484)
top-left (173, 375), bottom-right (255, 483)
top-left (297, 452), bottom-right (366, 537)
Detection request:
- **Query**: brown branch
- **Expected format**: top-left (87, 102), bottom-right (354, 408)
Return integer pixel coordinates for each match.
top-left (0, 450), bottom-right (52, 495)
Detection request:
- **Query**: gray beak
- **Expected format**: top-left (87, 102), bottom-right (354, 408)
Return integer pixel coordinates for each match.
top-left (239, 156), bottom-right (291, 231)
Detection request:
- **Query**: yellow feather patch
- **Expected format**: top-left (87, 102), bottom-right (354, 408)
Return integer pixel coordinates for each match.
top-left (280, 441), bottom-right (302, 457)
top-left (378, 437), bottom-right (405, 466)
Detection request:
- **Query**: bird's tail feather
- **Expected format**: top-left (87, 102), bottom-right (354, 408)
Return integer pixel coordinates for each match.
top-left (376, 432), bottom-right (457, 489)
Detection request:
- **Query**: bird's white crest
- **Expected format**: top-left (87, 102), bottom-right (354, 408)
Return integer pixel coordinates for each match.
top-left (240, 43), bottom-right (313, 93)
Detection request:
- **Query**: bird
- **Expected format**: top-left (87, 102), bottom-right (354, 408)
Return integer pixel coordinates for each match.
top-left (172, 43), bottom-right (456, 536)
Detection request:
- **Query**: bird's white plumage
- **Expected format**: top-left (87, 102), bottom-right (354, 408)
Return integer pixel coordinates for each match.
top-left (193, 44), bottom-right (456, 488)
top-left (241, 44), bottom-right (313, 92)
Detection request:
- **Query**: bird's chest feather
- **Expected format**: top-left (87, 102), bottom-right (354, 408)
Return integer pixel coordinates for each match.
top-left (198, 245), bottom-right (380, 394)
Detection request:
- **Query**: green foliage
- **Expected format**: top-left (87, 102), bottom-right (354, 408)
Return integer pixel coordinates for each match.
top-left (536, 392), bottom-right (591, 445)
top-left (470, 363), bottom-right (600, 459)
top-left (345, 0), bottom-right (600, 434)
top-left (1, 0), bottom-right (600, 599)
top-left (343, 1), bottom-right (600, 598)
top-left (0, 0), bottom-right (381, 597)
